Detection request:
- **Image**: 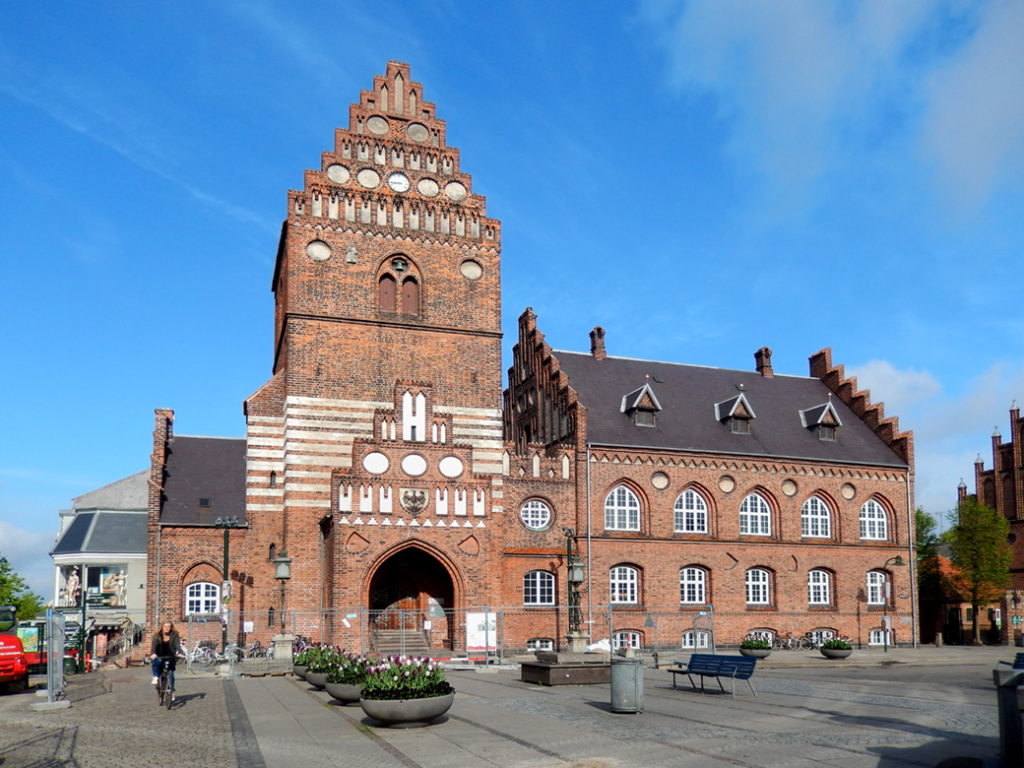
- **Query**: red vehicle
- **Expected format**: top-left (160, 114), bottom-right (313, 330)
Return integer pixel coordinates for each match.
top-left (0, 605), bottom-right (29, 692)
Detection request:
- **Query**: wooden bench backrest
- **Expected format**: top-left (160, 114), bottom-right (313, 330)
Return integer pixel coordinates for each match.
top-left (686, 654), bottom-right (722, 674)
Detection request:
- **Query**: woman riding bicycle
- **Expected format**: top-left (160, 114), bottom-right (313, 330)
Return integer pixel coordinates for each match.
top-left (150, 620), bottom-right (182, 699)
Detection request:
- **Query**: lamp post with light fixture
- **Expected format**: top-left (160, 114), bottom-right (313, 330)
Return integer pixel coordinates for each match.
top-left (271, 548), bottom-right (293, 661)
top-left (213, 516), bottom-right (243, 653)
top-left (563, 527), bottom-right (587, 652)
top-left (881, 555), bottom-right (906, 653)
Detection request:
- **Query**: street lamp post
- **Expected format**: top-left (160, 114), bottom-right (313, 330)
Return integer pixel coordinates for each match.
top-left (881, 555), bottom-right (906, 653)
top-left (214, 516), bottom-right (242, 654)
top-left (562, 528), bottom-right (586, 652)
top-left (272, 547), bottom-right (292, 633)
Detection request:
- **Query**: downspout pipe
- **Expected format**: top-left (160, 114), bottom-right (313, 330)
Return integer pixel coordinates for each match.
top-left (585, 443), bottom-right (592, 640)
top-left (906, 470), bottom-right (918, 648)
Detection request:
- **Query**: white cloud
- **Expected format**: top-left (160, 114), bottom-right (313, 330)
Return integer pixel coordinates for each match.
top-left (642, 0), bottom-right (1024, 212)
top-left (846, 359), bottom-right (941, 416)
top-left (0, 521), bottom-right (55, 599)
top-left (920, 0), bottom-right (1024, 209)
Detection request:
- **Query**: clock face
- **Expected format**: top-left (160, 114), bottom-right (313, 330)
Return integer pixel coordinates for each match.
top-left (388, 172), bottom-right (410, 193)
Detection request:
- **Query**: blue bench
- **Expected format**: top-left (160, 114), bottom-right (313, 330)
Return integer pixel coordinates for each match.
top-left (999, 653), bottom-right (1024, 669)
top-left (668, 653), bottom-right (757, 697)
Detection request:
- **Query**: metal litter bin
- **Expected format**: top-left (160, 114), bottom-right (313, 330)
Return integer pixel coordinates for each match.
top-left (610, 656), bottom-right (644, 713)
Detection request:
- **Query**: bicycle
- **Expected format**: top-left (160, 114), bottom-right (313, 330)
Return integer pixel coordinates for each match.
top-left (155, 657), bottom-right (174, 709)
top-left (183, 642), bottom-right (216, 668)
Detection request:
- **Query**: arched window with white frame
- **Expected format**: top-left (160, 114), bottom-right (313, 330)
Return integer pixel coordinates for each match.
top-left (604, 485), bottom-right (640, 531)
top-left (739, 492), bottom-right (772, 536)
top-left (610, 565), bottom-right (639, 604)
top-left (523, 570), bottom-right (555, 605)
top-left (808, 569), bottom-right (832, 605)
top-left (679, 566), bottom-right (707, 604)
top-left (801, 496), bottom-right (832, 538)
top-left (674, 488), bottom-right (708, 533)
top-left (859, 498), bottom-right (889, 540)
top-left (745, 568), bottom-right (771, 605)
top-left (185, 582), bottom-right (220, 615)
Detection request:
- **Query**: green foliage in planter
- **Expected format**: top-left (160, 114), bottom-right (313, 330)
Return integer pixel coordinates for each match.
top-left (740, 636), bottom-right (771, 650)
top-left (361, 656), bottom-right (454, 701)
top-left (327, 653), bottom-right (372, 685)
top-left (820, 638), bottom-right (852, 651)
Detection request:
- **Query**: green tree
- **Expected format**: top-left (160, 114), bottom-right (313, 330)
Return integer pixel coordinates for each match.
top-left (915, 508), bottom-right (943, 641)
top-left (946, 499), bottom-right (1012, 644)
top-left (0, 555), bottom-right (44, 620)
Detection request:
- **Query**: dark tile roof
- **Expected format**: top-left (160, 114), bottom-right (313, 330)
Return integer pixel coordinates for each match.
top-left (51, 511), bottom-right (147, 555)
top-left (554, 351), bottom-right (907, 468)
top-left (161, 436), bottom-right (246, 526)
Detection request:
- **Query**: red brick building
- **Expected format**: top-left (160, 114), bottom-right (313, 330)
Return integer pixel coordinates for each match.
top-left (147, 61), bottom-right (917, 655)
top-left (957, 405), bottom-right (1024, 642)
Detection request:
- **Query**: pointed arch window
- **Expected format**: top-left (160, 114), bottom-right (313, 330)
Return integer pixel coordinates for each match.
top-left (801, 496), bottom-right (832, 538)
top-left (674, 489), bottom-right (708, 533)
top-left (739, 492), bottom-right (771, 536)
top-left (859, 499), bottom-right (889, 540)
top-left (378, 274), bottom-right (397, 311)
top-left (604, 485), bottom-right (640, 531)
top-left (400, 276), bottom-right (419, 314)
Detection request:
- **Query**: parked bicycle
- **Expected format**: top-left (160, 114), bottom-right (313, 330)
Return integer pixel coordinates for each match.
top-left (183, 642), bottom-right (216, 668)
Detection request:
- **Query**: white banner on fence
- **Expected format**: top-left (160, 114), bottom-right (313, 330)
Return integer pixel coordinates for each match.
top-left (465, 612), bottom-right (496, 651)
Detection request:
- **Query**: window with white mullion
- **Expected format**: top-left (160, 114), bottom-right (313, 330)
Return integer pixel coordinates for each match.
top-left (745, 568), bottom-right (770, 605)
top-left (523, 570), bottom-right (555, 605)
top-left (679, 567), bottom-right (707, 604)
top-left (739, 492), bottom-right (771, 536)
top-left (674, 489), bottom-right (708, 533)
top-left (808, 569), bottom-right (831, 605)
top-left (604, 485), bottom-right (640, 531)
top-left (801, 496), bottom-right (831, 538)
top-left (859, 499), bottom-right (889, 540)
top-left (610, 566), bottom-right (639, 604)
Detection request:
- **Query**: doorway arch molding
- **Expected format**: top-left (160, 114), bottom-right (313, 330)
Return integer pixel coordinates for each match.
top-left (360, 538), bottom-right (467, 610)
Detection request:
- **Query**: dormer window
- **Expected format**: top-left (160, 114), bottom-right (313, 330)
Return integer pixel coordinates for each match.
top-left (728, 416), bottom-right (751, 434)
top-left (621, 382), bottom-right (662, 429)
top-left (800, 400), bottom-right (842, 441)
top-left (715, 392), bottom-right (756, 435)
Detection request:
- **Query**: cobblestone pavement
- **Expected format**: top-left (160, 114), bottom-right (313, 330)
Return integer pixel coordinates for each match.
top-left (0, 646), bottom-right (1010, 768)
top-left (0, 666), bottom-right (234, 768)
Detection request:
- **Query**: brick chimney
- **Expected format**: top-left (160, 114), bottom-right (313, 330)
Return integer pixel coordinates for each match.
top-left (754, 346), bottom-right (773, 377)
top-left (590, 326), bottom-right (606, 360)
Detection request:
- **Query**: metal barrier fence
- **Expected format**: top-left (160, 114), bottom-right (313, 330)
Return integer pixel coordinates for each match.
top-left (44, 609), bottom-right (66, 703)
top-left (212, 604), bottom-right (794, 659)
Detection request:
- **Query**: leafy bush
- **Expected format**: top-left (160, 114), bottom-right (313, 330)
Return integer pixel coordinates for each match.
top-left (821, 638), bottom-right (852, 650)
top-left (326, 653), bottom-right (372, 685)
top-left (740, 636), bottom-right (771, 650)
top-left (361, 656), bottom-right (454, 701)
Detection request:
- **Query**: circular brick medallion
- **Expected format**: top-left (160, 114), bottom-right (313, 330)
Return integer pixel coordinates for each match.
top-left (407, 123), bottom-right (429, 143)
top-left (401, 454), bottom-right (427, 477)
top-left (459, 260), bottom-right (482, 280)
top-left (718, 475), bottom-right (735, 493)
top-left (781, 479), bottom-right (797, 496)
top-left (439, 456), bottom-right (464, 478)
top-left (362, 452), bottom-right (389, 474)
top-left (356, 168), bottom-right (381, 189)
top-left (444, 181), bottom-right (467, 201)
top-left (306, 240), bottom-right (331, 262)
top-left (417, 178), bottom-right (439, 197)
top-left (841, 483), bottom-right (856, 500)
top-left (651, 472), bottom-right (669, 490)
top-left (326, 164), bottom-right (350, 184)
top-left (366, 115), bottom-right (389, 135)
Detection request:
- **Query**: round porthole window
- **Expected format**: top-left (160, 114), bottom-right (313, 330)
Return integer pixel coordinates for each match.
top-left (520, 500), bottom-right (552, 531)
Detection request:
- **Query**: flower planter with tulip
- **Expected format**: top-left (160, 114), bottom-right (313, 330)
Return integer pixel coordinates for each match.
top-left (739, 636), bottom-right (771, 658)
top-left (819, 638), bottom-right (853, 659)
top-left (325, 653), bottom-right (370, 705)
top-left (359, 656), bottom-right (454, 727)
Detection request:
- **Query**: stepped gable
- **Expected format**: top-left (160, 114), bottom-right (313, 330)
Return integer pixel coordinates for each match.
top-left (809, 348), bottom-right (914, 466)
top-left (286, 60), bottom-right (500, 244)
top-left (504, 308), bottom-right (582, 452)
top-left (550, 338), bottom-right (908, 468)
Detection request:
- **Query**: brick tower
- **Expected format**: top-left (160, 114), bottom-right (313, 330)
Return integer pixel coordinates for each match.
top-left (244, 61), bottom-right (504, 653)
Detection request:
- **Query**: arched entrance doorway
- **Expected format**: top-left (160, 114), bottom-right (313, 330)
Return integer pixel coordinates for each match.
top-left (368, 547), bottom-right (455, 655)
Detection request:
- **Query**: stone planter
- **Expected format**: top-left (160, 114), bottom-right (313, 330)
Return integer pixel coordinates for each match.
top-left (292, 664), bottom-right (307, 679)
top-left (325, 681), bottom-right (362, 704)
top-left (305, 670), bottom-right (329, 689)
top-left (359, 693), bottom-right (455, 727)
top-left (739, 647), bottom-right (771, 659)
top-left (820, 648), bottom-right (852, 659)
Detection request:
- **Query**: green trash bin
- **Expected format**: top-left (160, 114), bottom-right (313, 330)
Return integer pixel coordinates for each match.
top-left (63, 657), bottom-right (77, 675)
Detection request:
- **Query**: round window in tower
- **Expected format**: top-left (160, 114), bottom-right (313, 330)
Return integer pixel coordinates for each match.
top-left (520, 500), bottom-right (552, 531)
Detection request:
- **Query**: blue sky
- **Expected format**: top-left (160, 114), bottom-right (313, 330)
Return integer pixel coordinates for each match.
top-left (2, 1), bottom-right (1022, 598)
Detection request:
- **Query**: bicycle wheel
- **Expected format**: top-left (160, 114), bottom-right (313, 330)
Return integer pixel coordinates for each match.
top-left (798, 637), bottom-right (812, 651)
top-left (164, 681), bottom-right (173, 709)
top-left (197, 647), bottom-right (217, 667)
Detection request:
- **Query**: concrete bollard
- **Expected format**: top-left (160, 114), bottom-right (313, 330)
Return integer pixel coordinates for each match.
top-left (993, 668), bottom-right (1024, 768)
